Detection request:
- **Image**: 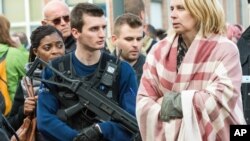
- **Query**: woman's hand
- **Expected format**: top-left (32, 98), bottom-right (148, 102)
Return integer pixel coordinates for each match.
top-left (23, 96), bottom-right (38, 116)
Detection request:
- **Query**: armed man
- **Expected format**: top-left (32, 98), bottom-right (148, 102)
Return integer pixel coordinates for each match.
top-left (36, 3), bottom-right (139, 141)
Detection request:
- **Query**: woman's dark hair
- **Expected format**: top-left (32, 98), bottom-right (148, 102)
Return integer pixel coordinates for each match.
top-left (0, 15), bottom-right (18, 47)
top-left (29, 25), bottom-right (63, 62)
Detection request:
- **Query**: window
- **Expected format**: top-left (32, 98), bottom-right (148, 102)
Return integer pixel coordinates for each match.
top-left (2, 0), bottom-right (43, 43)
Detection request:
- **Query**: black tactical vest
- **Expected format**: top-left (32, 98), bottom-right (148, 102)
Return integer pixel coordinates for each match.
top-left (48, 52), bottom-right (120, 130)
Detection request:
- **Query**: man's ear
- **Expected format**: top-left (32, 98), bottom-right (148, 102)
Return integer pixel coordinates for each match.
top-left (111, 35), bottom-right (117, 44)
top-left (71, 28), bottom-right (79, 39)
top-left (111, 35), bottom-right (119, 49)
top-left (140, 11), bottom-right (146, 24)
top-left (111, 35), bottom-right (120, 55)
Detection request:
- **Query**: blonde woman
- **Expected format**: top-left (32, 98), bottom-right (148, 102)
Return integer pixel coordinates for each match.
top-left (136, 0), bottom-right (246, 140)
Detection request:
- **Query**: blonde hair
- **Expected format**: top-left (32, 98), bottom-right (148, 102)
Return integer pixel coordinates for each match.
top-left (183, 0), bottom-right (226, 37)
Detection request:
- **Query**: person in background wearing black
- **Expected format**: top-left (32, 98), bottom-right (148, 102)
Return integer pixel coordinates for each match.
top-left (42, 0), bottom-right (75, 54)
top-left (237, 25), bottom-right (250, 124)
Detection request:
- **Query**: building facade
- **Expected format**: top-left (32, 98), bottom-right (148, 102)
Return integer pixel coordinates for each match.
top-left (0, 0), bottom-right (249, 43)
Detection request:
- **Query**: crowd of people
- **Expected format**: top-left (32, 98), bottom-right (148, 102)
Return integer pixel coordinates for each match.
top-left (0, 0), bottom-right (249, 141)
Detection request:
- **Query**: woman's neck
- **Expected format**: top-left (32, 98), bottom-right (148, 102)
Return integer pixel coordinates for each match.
top-left (181, 30), bottom-right (198, 48)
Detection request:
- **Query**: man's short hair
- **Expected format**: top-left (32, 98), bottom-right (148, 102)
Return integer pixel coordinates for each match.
top-left (42, 0), bottom-right (69, 19)
top-left (113, 13), bottom-right (143, 36)
top-left (124, 0), bottom-right (145, 16)
top-left (70, 3), bottom-right (104, 32)
top-left (12, 32), bottom-right (28, 48)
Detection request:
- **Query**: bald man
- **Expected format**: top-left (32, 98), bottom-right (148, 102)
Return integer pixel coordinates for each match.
top-left (42, 0), bottom-right (76, 53)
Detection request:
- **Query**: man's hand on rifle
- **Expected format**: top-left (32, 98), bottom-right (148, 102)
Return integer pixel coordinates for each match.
top-left (73, 124), bottom-right (102, 141)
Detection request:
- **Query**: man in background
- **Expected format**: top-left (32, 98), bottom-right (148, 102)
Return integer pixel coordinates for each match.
top-left (112, 13), bottom-right (145, 85)
top-left (42, 0), bottom-right (76, 53)
top-left (124, 0), bottom-right (157, 54)
top-left (237, 25), bottom-right (250, 124)
top-left (12, 32), bottom-right (29, 50)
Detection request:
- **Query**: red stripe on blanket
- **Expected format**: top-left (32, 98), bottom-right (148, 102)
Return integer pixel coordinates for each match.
top-left (175, 72), bottom-right (211, 83)
top-left (195, 40), bottom-right (217, 63)
top-left (164, 47), bottom-right (177, 72)
top-left (159, 77), bottom-right (174, 91)
top-left (203, 123), bottom-right (213, 141)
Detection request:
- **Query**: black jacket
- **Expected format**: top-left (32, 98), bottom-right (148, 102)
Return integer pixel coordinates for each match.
top-left (7, 82), bottom-right (25, 131)
top-left (237, 25), bottom-right (250, 124)
top-left (64, 35), bottom-right (76, 54)
top-left (133, 54), bottom-right (146, 85)
top-left (112, 50), bottom-right (145, 86)
top-left (0, 112), bottom-right (12, 140)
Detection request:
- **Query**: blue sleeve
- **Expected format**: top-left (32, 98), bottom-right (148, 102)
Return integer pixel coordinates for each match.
top-left (37, 68), bottom-right (78, 141)
top-left (98, 61), bottom-right (138, 141)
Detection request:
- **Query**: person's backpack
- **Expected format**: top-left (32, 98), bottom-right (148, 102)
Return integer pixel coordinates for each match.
top-left (0, 49), bottom-right (12, 115)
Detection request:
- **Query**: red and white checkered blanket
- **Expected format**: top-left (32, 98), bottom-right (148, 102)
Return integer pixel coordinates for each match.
top-left (136, 33), bottom-right (246, 141)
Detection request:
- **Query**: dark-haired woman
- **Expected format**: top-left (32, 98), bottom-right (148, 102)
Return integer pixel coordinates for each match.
top-left (7, 25), bottom-right (65, 134)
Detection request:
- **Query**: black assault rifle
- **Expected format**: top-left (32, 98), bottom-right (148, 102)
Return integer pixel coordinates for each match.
top-left (26, 57), bottom-right (141, 139)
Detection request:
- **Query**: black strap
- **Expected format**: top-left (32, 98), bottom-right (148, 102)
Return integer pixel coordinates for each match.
top-left (96, 52), bottom-right (120, 101)
top-left (55, 52), bottom-right (120, 102)
top-left (49, 52), bottom-right (121, 123)
top-left (0, 49), bottom-right (8, 62)
top-left (52, 53), bottom-right (73, 77)
top-left (0, 113), bottom-right (19, 141)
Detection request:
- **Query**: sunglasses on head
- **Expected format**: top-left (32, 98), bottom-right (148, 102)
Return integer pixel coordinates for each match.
top-left (48, 15), bottom-right (70, 25)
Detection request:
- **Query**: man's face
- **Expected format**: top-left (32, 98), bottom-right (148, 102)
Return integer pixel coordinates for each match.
top-left (43, 4), bottom-right (71, 39)
top-left (112, 24), bottom-right (143, 63)
top-left (73, 15), bottom-right (107, 51)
